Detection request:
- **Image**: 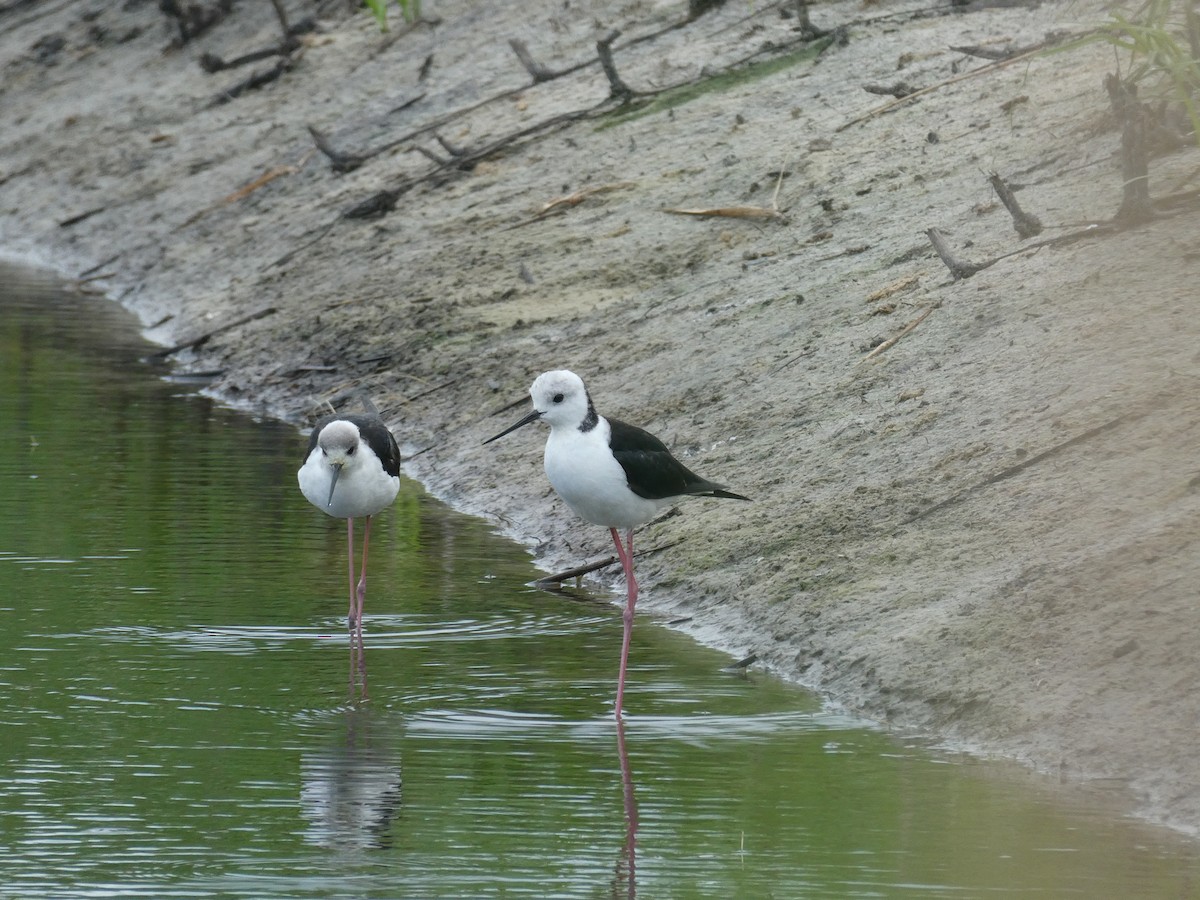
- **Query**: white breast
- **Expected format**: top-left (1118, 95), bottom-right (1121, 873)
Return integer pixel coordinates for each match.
top-left (542, 418), bottom-right (664, 530)
top-left (298, 450), bottom-right (400, 519)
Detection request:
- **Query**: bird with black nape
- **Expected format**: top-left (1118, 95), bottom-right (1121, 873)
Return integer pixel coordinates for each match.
top-left (298, 398), bottom-right (401, 643)
top-left (484, 369), bottom-right (749, 718)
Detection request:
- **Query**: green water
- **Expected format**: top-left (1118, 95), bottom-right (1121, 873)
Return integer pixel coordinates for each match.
top-left (1, 262), bottom-right (1199, 898)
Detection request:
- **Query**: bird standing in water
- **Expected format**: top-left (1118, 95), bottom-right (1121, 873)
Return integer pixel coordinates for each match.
top-left (298, 400), bottom-right (401, 642)
top-left (484, 370), bottom-right (749, 717)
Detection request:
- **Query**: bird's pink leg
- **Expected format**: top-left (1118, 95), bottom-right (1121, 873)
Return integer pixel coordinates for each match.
top-left (355, 514), bottom-right (373, 643)
top-left (610, 527), bottom-right (638, 718)
top-left (616, 712), bottom-right (638, 891)
top-left (346, 517), bottom-right (357, 632)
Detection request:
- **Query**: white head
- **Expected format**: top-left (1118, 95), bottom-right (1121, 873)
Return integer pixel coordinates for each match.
top-left (482, 369), bottom-right (597, 444)
top-left (529, 370), bottom-right (593, 429)
top-left (317, 419), bottom-right (363, 506)
top-left (318, 419), bottom-right (363, 465)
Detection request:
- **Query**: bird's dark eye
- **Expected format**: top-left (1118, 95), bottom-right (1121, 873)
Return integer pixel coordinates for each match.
top-left (347, 446), bottom-right (356, 454)
top-left (553, 393), bottom-right (564, 403)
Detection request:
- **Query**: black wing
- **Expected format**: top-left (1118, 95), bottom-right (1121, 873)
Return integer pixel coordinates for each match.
top-left (608, 418), bottom-right (749, 502)
top-left (352, 414), bottom-right (402, 478)
top-left (304, 413), bottom-right (402, 478)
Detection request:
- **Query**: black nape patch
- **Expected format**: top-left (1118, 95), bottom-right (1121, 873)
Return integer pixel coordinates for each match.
top-left (579, 392), bottom-right (599, 433)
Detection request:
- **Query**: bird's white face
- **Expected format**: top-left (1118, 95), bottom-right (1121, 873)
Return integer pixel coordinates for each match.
top-left (318, 420), bottom-right (362, 470)
top-left (530, 370), bottom-right (590, 429)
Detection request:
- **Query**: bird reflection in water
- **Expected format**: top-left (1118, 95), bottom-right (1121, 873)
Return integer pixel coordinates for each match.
top-left (300, 698), bottom-right (403, 851)
top-left (613, 714), bottom-right (638, 899)
top-left (349, 632), bottom-right (368, 702)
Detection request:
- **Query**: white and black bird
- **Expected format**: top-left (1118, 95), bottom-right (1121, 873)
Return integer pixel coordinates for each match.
top-left (298, 400), bottom-right (401, 641)
top-left (484, 369), bottom-right (749, 717)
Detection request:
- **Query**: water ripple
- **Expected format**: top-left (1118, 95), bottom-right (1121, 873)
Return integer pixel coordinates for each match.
top-left (79, 610), bottom-right (611, 655)
top-left (404, 706), bottom-right (856, 742)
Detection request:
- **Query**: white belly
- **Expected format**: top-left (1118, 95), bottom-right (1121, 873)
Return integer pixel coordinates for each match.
top-left (298, 454), bottom-right (400, 519)
top-left (543, 427), bottom-right (663, 530)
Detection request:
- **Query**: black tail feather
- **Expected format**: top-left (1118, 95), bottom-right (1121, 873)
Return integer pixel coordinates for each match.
top-left (708, 488), bottom-right (751, 501)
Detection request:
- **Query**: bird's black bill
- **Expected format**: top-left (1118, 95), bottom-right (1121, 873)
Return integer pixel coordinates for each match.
top-left (325, 463), bottom-right (343, 507)
top-left (482, 409), bottom-right (542, 445)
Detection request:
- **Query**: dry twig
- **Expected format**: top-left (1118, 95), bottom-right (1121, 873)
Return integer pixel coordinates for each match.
top-left (663, 206), bottom-right (785, 220)
top-left (508, 182), bottom-right (638, 229)
top-left (860, 303), bottom-right (938, 364)
top-left (866, 273), bottom-right (921, 303)
top-left (837, 44), bottom-right (1050, 132)
top-left (177, 153), bottom-right (312, 230)
top-left (664, 158), bottom-right (791, 221)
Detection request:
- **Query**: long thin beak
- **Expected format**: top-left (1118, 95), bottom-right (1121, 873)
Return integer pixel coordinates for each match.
top-left (483, 409), bottom-right (542, 445)
top-left (325, 462), bottom-right (343, 507)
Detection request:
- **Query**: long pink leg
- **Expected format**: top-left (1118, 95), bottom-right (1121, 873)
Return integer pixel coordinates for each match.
top-left (354, 515), bottom-right (373, 643)
top-left (615, 712), bottom-right (638, 893)
top-left (346, 518), bottom-right (357, 632)
top-left (610, 527), bottom-right (638, 718)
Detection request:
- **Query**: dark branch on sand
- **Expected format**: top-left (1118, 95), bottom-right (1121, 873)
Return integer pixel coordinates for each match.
top-left (687, 0), bottom-right (727, 21)
top-left (787, 0), bottom-right (827, 40)
top-left (287, 12), bottom-right (836, 232)
top-left (508, 38), bottom-right (559, 83)
top-left (950, 41), bottom-right (1044, 61)
top-left (989, 173), bottom-right (1043, 238)
top-left (151, 306), bottom-right (277, 357)
top-left (412, 144), bottom-right (451, 166)
top-left (343, 188), bottom-right (409, 220)
top-left (596, 30), bottom-right (634, 102)
top-left (268, 221), bottom-right (337, 269)
top-left (267, 0), bottom-right (289, 36)
top-left (209, 55), bottom-right (295, 106)
top-left (307, 125), bottom-right (367, 174)
top-left (160, 0), bottom-right (232, 48)
top-left (902, 414), bottom-right (1138, 525)
top-left (200, 43), bottom-right (290, 72)
top-left (308, 31), bottom-right (607, 175)
top-left (310, 7), bottom-right (832, 183)
top-left (838, 39), bottom-right (1065, 132)
top-left (536, 540), bottom-right (682, 585)
top-left (198, 11), bottom-right (314, 75)
top-left (863, 81), bottom-right (915, 99)
top-left (1105, 74), bottom-right (1155, 226)
top-left (340, 105), bottom-right (605, 219)
top-left (434, 132), bottom-right (465, 158)
top-left (58, 207), bottom-right (106, 228)
top-left (723, 653), bottom-right (759, 671)
top-left (536, 555), bottom-right (621, 585)
top-left (926, 228), bottom-right (990, 280)
top-left (307, 94), bottom-right (426, 172)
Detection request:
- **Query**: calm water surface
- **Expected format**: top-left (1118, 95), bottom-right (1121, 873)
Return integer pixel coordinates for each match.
top-left (1, 262), bottom-right (1199, 898)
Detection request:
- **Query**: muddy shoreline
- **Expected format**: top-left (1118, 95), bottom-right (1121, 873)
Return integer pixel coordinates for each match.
top-left (3, 0), bottom-right (1200, 834)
